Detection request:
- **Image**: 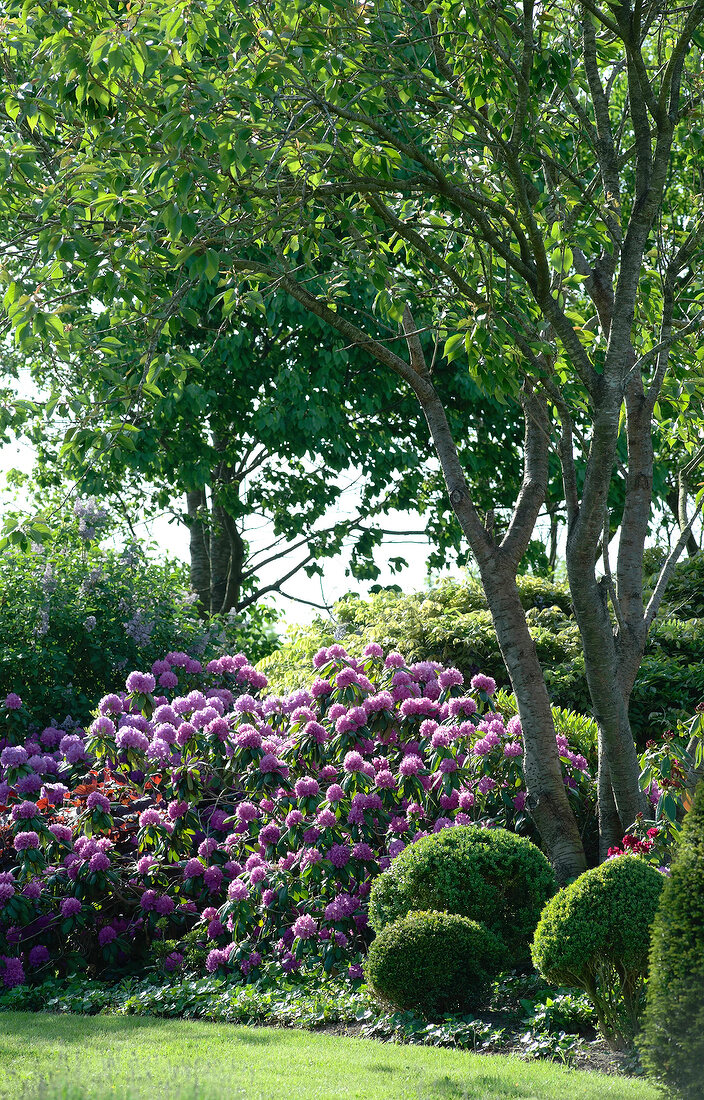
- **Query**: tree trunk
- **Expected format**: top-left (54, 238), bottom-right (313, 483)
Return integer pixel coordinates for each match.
top-left (666, 488), bottom-right (700, 558)
top-left (478, 553), bottom-right (588, 881)
top-left (221, 510), bottom-right (246, 614)
top-left (566, 561), bottom-right (646, 845)
top-left (186, 489), bottom-right (210, 617)
top-left (209, 502), bottom-right (231, 616)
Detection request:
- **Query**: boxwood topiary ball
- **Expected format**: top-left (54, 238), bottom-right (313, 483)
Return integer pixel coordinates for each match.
top-left (368, 825), bottom-right (556, 965)
top-left (531, 854), bottom-right (664, 1046)
top-left (365, 909), bottom-right (504, 1016)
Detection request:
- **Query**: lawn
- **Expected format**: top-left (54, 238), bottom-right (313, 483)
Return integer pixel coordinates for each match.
top-left (0, 1013), bottom-right (657, 1100)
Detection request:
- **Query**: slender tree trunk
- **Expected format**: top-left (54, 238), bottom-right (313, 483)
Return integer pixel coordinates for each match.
top-left (666, 487), bottom-right (700, 558)
top-left (186, 489), bottom-right (210, 617)
top-left (221, 510), bottom-right (246, 614)
top-left (209, 502), bottom-right (231, 616)
top-left (478, 553), bottom-right (588, 881)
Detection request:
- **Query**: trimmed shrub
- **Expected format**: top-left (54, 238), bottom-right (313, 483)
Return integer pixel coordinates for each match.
top-left (531, 856), bottom-right (665, 1048)
top-left (365, 909), bottom-right (503, 1015)
top-left (368, 825), bottom-right (556, 965)
top-left (641, 780), bottom-right (704, 1099)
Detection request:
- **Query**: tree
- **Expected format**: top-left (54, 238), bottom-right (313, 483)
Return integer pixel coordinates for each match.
top-left (3, 0), bottom-right (704, 875)
top-left (13, 282), bottom-right (526, 618)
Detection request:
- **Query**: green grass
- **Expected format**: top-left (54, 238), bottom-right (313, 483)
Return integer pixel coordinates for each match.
top-left (0, 1013), bottom-right (657, 1100)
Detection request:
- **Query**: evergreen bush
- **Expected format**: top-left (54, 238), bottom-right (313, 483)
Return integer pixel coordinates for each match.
top-left (368, 825), bottom-right (556, 965)
top-left (641, 780), bottom-right (704, 1098)
top-left (364, 909), bottom-right (503, 1015)
top-left (531, 856), bottom-right (665, 1048)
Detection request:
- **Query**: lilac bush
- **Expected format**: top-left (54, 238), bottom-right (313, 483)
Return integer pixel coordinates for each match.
top-left (0, 645), bottom-right (596, 988)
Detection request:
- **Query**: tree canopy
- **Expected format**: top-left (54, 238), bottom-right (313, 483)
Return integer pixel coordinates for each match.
top-left (3, 0), bottom-right (704, 875)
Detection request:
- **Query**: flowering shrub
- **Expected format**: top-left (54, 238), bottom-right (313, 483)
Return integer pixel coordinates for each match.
top-left (0, 642), bottom-right (599, 989)
top-left (0, 505), bottom-right (277, 728)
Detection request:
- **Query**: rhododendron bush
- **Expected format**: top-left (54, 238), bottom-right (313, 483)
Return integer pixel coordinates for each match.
top-left (0, 644), bottom-right (596, 989)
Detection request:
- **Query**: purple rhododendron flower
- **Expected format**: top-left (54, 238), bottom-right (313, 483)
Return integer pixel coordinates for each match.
top-left (294, 776), bottom-right (320, 798)
top-left (471, 673), bottom-right (497, 696)
top-left (60, 897), bottom-right (82, 917)
top-left (1, 746), bottom-right (28, 768)
top-left (28, 945), bottom-right (50, 967)
top-left (86, 791), bottom-right (111, 814)
top-left (126, 671), bottom-right (156, 694)
top-left (14, 831), bottom-right (40, 852)
top-left (292, 914), bottom-right (317, 940)
top-left (4, 693), bottom-right (22, 710)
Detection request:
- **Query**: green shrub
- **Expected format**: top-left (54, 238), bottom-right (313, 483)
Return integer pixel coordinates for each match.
top-left (0, 512), bottom-right (278, 727)
top-left (368, 825), bottom-right (556, 965)
top-left (365, 909), bottom-right (503, 1016)
top-left (641, 781), bottom-right (704, 1099)
top-left (260, 574), bottom-right (704, 744)
top-left (258, 576), bottom-right (578, 696)
top-left (531, 856), bottom-right (665, 1049)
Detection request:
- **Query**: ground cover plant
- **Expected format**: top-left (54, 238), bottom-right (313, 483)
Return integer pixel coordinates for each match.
top-left (0, 643), bottom-right (601, 987)
top-left (0, 1012), bottom-right (658, 1100)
